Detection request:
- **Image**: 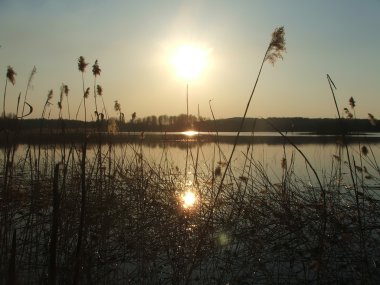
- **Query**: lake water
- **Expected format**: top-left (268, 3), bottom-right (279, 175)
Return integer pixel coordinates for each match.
top-left (138, 140), bottom-right (380, 186)
top-left (2, 132), bottom-right (380, 283)
top-left (7, 131), bottom-right (380, 182)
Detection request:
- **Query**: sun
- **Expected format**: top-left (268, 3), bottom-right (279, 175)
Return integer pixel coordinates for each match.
top-left (182, 190), bottom-right (197, 209)
top-left (171, 45), bottom-right (209, 81)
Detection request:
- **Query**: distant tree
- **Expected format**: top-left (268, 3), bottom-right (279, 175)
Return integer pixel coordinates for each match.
top-left (158, 115), bottom-right (169, 126)
top-left (169, 116), bottom-right (175, 126)
top-left (151, 115), bottom-right (157, 127)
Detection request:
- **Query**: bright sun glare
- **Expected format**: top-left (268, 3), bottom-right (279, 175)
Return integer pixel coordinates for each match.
top-left (182, 130), bottom-right (198, 136)
top-left (171, 45), bottom-right (209, 81)
top-left (182, 190), bottom-right (196, 209)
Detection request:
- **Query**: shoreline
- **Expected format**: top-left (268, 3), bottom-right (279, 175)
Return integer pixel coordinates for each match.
top-left (1, 131), bottom-right (380, 146)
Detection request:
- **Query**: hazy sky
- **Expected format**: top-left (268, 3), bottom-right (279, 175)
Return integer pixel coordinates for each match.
top-left (1, 0), bottom-right (379, 120)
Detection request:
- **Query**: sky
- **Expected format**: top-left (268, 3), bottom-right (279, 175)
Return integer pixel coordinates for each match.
top-left (0, 0), bottom-right (379, 121)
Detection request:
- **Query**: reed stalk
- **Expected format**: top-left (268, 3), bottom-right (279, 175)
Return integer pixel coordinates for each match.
top-left (48, 163), bottom-right (60, 285)
top-left (20, 66), bottom-right (36, 119)
top-left (2, 66), bottom-right (16, 118)
top-left (73, 143), bottom-right (87, 284)
top-left (8, 229), bottom-right (16, 285)
top-left (214, 26), bottom-right (285, 217)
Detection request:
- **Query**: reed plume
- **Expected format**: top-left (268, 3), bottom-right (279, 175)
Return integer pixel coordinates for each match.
top-left (63, 84), bottom-right (70, 119)
top-left (3, 66), bottom-right (17, 118)
top-left (84, 87), bottom-right (90, 99)
top-left (76, 56), bottom-right (88, 123)
top-left (114, 100), bottom-right (121, 112)
top-left (58, 84), bottom-right (64, 119)
top-left (97, 84), bottom-right (108, 119)
top-left (92, 60), bottom-right (101, 76)
top-left (42, 89), bottom-right (53, 118)
top-left (349, 96), bottom-right (356, 109)
top-left (92, 60), bottom-right (101, 116)
top-left (6, 66), bottom-right (16, 85)
top-left (265, 26), bottom-right (286, 64)
top-left (368, 113), bottom-right (376, 126)
top-left (78, 56), bottom-right (88, 73)
top-left (131, 111), bottom-right (136, 122)
top-left (96, 84), bottom-right (103, 96)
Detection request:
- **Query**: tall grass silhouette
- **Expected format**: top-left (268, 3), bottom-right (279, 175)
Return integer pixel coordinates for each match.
top-left (2, 66), bottom-right (16, 118)
top-left (214, 26), bottom-right (286, 217)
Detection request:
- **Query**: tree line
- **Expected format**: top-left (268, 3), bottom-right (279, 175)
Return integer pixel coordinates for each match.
top-left (0, 115), bottom-right (378, 134)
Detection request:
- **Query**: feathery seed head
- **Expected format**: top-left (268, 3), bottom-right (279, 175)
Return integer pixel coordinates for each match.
top-left (349, 97), bottom-right (356, 108)
top-left (96, 84), bottom-right (103, 96)
top-left (344, 108), bottom-right (353, 119)
top-left (78, 56), bottom-right (88, 72)
top-left (114, 100), bottom-right (121, 112)
top-left (84, 87), bottom-right (90, 98)
top-left (265, 26), bottom-right (286, 65)
top-left (47, 89), bottom-right (53, 101)
top-left (6, 66), bottom-right (16, 85)
top-left (63, 85), bottom-right (69, 96)
top-left (368, 113), bottom-right (376, 126)
top-left (92, 60), bottom-right (101, 77)
top-left (59, 84), bottom-right (64, 102)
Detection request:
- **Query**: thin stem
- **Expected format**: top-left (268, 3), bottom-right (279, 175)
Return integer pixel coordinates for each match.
top-left (327, 74), bottom-right (340, 119)
top-left (213, 45), bottom-right (270, 213)
top-left (94, 77), bottom-right (98, 118)
top-left (3, 79), bottom-right (8, 118)
top-left (101, 96), bottom-right (108, 119)
top-left (75, 98), bottom-right (83, 120)
top-left (66, 95), bottom-right (71, 120)
top-left (186, 83), bottom-right (189, 128)
top-left (82, 73), bottom-right (87, 128)
top-left (21, 66), bottom-right (36, 119)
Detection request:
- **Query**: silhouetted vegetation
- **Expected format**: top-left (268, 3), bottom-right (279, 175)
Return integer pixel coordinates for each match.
top-left (1, 116), bottom-right (379, 134)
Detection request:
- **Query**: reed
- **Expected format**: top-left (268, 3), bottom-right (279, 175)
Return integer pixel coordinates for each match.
top-left (20, 66), bottom-right (36, 119)
top-left (2, 66), bottom-right (16, 119)
top-left (214, 26), bottom-right (286, 216)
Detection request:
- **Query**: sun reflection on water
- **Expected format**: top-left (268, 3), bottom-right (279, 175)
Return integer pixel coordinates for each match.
top-left (182, 130), bottom-right (199, 137)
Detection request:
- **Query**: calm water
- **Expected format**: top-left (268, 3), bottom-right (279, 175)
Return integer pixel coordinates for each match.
top-left (5, 133), bottom-right (380, 186)
top-left (6, 132), bottom-right (380, 183)
top-left (137, 140), bottom-right (380, 180)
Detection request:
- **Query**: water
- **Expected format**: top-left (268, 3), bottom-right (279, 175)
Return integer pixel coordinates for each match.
top-left (2, 133), bottom-right (380, 283)
top-left (7, 132), bottom-right (380, 182)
